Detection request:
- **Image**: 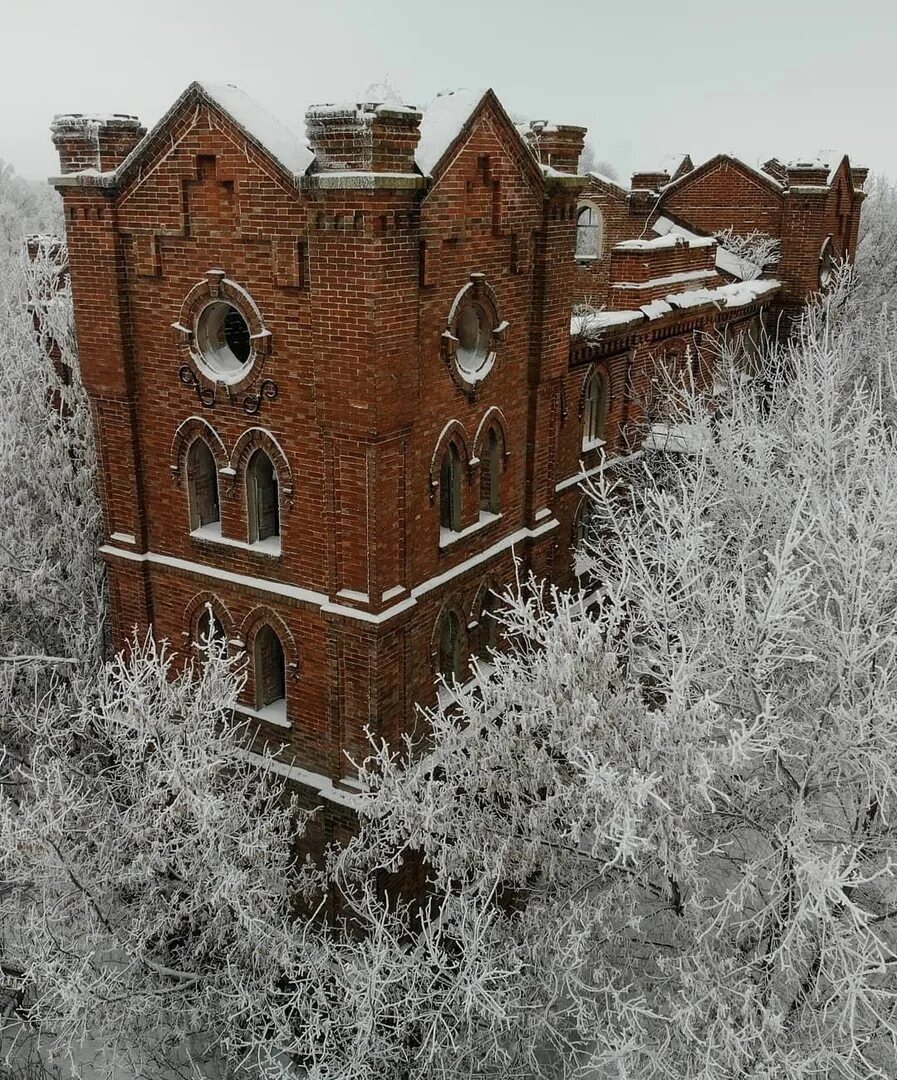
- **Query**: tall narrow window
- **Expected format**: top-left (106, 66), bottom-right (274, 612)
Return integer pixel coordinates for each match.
top-left (247, 449), bottom-right (279, 543)
top-left (254, 624), bottom-right (286, 710)
top-left (440, 443), bottom-right (462, 532)
top-left (575, 204), bottom-right (602, 260)
top-left (187, 438), bottom-right (220, 530)
top-left (438, 610), bottom-right (462, 682)
top-left (478, 590), bottom-right (500, 656)
top-left (196, 606), bottom-right (226, 653)
top-left (479, 428), bottom-right (502, 514)
top-left (583, 370), bottom-right (609, 449)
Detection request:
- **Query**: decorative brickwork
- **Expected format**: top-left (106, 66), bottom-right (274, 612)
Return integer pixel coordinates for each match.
top-left (50, 80), bottom-right (860, 815)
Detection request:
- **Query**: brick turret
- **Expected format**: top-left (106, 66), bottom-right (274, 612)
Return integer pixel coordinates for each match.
top-left (50, 113), bottom-right (145, 174)
top-left (523, 122), bottom-right (587, 173)
top-left (305, 102), bottom-right (422, 173)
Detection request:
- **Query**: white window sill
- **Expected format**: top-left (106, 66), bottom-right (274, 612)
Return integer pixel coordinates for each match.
top-left (191, 523), bottom-right (282, 557)
top-left (581, 437), bottom-right (607, 454)
top-left (439, 511), bottom-right (501, 549)
top-left (575, 255), bottom-right (599, 264)
top-left (235, 700), bottom-right (289, 728)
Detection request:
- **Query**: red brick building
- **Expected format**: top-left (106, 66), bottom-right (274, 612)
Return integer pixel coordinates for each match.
top-left (49, 82), bottom-right (864, 824)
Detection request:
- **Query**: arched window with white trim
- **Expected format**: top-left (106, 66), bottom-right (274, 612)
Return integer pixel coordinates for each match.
top-left (254, 624), bottom-right (286, 713)
top-left (479, 428), bottom-right (503, 514)
top-left (582, 369), bottom-right (610, 449)
top-left (186, 438), bottom-right (220, 531)
top-left (247, 448), bottom-right (279, 543)
top-left (440, 442), bottom-right (463, 532)
top-left (575, 203), bottom-right (603, 260)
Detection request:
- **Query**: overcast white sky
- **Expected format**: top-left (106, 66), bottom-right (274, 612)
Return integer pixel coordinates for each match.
top-left (2, 0), bottom-right (896, 182)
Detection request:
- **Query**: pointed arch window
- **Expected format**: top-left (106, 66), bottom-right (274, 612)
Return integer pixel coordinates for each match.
top-left (479, 428), bottom-right (503, 515)
top-left (575, 203), bottom-right (603, 260)
top-left (247, 449), bottom-right (280, 543)
top-left (440, 442), bottom-right (463, 532)
top-left (438, 610), bottom-right (463, 682)
top-left (583, 369), bottom-right (609, 449)
top-left (254, 624), bottom-right (286, 711)
top-left (478, 590), bottom-right (500, 656)
top-left (195, 605), bottom-right (227, 655)
top-left (187, 438), bottom-right (220, 531)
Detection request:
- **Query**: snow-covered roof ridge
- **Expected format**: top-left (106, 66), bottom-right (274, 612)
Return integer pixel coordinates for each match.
top-left (658, 152), bottom-right (786, 197)
top-left (196, 81), bottom-right (314, 176)
top-left (616, 231), bottom-right (716, 252)
top-left (416, 88), bottom-right (489, 176)
top-left (588, 170), bottom-right (629, 194)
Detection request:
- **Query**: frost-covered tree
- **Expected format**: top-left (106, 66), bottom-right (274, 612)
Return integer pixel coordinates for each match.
top-left (855, 171), bottom-right (897, 309)
top-left (315, 276), bottom-right (897, 1080)
top-left (1, 630), bottom-right (312, 1080)
top-left (0, 162), bottom-right (62, 259)
top-left (714, 227), bottom-right (781, 279)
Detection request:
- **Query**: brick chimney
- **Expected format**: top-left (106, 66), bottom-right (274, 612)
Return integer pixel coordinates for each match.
top-left (850, 165), bottom-right (869, 191)
top-left (51, 114), bottom-right (145, 174)
top-left (305, 102), bottom-right (422, 173)
top-left (524, 121), bottom-right (587, 173)
top-left (630, 170), bottom-right (670, 192)
top-left (784, 161), bottom-right (831, 188)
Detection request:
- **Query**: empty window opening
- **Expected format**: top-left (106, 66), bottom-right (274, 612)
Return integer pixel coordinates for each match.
top-left (440, 442), bottom-right (463, 532)
top-left (195, 301), bottom-right (253, 382)
top-left (583, 370), bottom-right (609, 448)
top-left (575, 204), bottom-right (603, 260)
top-left (479, 590), bottom-right (501, 656)
top-left (196, 606), bottom-right (226, 653)
top-left (254, 624), bottom-right (286, 710)
top-left (187, 438), bottom-right (220, 530)
top-left (479, 428), bottom-right (502, 514)
top-left (438, 610), bottom-right (463, 682)
top-left (247, 449), bottom-right (280, 543)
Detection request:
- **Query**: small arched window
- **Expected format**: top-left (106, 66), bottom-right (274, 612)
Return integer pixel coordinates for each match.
top-left (247, 449), bottom-right (280, 543)
top-left (186, 438), bottom-right (220, 531)
top-left (575, 204), bottom-right (603, 260)
top-left (478, 590), bottom-right (500, 656)
top-left (583, 369), bottom-right (609, 449)
top-left (479, 428), bottom-right (503, 514)
top-left (440, 442), bottom-right (462, 532)
top-left (254, 624), bottom-right (286, 711)
top-left (438, 610), bottom-right (463, 682)
top-left (574, 499), bottom-right (596, 549)
top-left (819, 235), bottom-right (835, 289)
top-left (195, 605), bottom-right (226, 655)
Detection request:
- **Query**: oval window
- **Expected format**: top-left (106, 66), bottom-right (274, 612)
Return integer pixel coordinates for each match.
top-left (195, 301), bottom-right (253, 382)
top-left (456, 303), bottom-right (490, 376)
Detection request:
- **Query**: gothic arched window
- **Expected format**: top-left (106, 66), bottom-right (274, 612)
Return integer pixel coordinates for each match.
top-left (478, 590), bottom-right (500, 656)
top-left (195, 605), bottom-right (226, 654)
top-left (440, 442), bottom-right (463, 532)
top-left (583, 369), bottom-right (610, 449)
top-left (575, 203), bottom-right (603, 260)
top-left (438, 610), bottom-right (463, 682)
top-left (254, 624), bottom-right (286, 710)
top-left (479, 428), bottom-right (503, 514)
top-left (186, 438), bottom-right (220, 530)
top-left (247, 449), bottom-right (280, 543)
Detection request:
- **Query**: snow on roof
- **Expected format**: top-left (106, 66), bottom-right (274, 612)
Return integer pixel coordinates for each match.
top-left (616, 231), bottom-right (716, 252)
top-left (198, 81), bottom-right (314, 175)
top-left (588, 170), bottom-right (628, 193)
top-left (571, 310), bottom-right (644, 336)
top-left (652, 216), bottom-right (760, 281)
top-left (659, 153), bottom-right (785, 195)
top-left (416, 88), bottom-right (488, 176)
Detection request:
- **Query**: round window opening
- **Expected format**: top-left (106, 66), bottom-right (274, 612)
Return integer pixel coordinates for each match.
top-left (456, 303), bottom-right (490, 376)
top-left (195, 301), bottom-right (253, 382)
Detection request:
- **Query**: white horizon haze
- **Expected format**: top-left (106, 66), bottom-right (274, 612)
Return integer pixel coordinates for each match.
top-left (1, 0), bottom-right (895, 183)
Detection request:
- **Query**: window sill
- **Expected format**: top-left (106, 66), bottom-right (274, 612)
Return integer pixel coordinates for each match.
top-left (439, 511), bottom-right (501, 549)
top-left (191, 523), bottom-right (282, 558)
top-left (581, 437), bottom-right (607, 454)
top-left (235, 700), bottom-right (289, 728)
top-left (575, 255), bottom-right (600, 264)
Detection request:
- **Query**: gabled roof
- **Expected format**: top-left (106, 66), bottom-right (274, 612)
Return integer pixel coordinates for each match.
top-left (659, 153), bottom-right (785, 199)
top-left (115, 81), bottom-right (314, 187)
top-left (416, 88), bottom-right (489, 176)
